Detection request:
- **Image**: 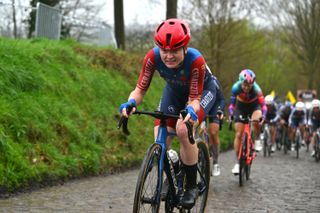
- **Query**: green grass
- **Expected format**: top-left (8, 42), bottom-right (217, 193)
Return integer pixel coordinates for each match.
top-left (0, 37), bottom-right (233, 194)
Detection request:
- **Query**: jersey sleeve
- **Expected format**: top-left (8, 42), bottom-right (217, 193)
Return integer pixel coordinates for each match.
top-left (254, 83), bottom-right (267, 116)
top-left (188, 56), bottom-right (206, 100)
top-left (136, 49), bottom-right (156, 91)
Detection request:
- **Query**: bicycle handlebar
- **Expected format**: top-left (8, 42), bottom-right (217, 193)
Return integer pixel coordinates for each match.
top-left (117, 110), bottom-right (195, 144)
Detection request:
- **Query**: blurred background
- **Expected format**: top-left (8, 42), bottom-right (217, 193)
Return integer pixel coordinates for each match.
top-left (1, 0), bottom-right (318, 98)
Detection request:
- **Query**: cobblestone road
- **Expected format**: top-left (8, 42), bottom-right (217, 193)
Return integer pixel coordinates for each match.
top-left (1, 147), bottom-right (320, 213)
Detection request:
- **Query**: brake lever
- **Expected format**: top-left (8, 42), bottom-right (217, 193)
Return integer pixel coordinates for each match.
top-left (180, 109), bottom-right (195, 144)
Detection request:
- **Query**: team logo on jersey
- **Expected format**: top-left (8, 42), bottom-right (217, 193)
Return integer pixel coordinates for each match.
top-left (168, 105), bottom-right (176, 113)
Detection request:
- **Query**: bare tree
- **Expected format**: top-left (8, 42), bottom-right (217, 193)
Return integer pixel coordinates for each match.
top-left (11, 0), bottom-right (17, 38)
top-left (180, 0), bottom-right (267, 87)
top-left (114, 0), bottom-right (125, 49)
top-left (272, 0), bottom-right (320, 90)
top-left (166, 0), bottom-right (178, 19)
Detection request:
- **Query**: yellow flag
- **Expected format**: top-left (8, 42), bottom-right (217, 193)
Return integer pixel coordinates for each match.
top-left (286, 90), bottom-right (296, 104)
top-left (269, 90), bottom-right (275, 98)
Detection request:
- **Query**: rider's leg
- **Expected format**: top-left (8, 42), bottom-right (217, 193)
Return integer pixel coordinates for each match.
top-left (176, 119), bottom-right (198, 208)
top-left (251, 109), bottom-right (262, 140)
top-left (270, 125), bottom-right (276, 151)
top-left (208, 122), bottom-right (220, 176)
top-left (232, 122), bottom-right (244, 174)
top-left (311, 131), bottom-right (316, 156)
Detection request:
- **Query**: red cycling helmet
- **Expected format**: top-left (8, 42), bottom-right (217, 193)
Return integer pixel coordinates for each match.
top-left (154, 18), bottom-right (191, 50)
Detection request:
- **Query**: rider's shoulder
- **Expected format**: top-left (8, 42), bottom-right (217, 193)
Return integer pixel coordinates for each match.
top-left (231, 81), bottom-right (241, 92)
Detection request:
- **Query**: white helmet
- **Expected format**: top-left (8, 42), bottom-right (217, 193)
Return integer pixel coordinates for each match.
top-left (312, 99), bottom-right (320, 108)
top-left (305, 102), bottom-right (312, 110)
top-left (295, 101), bottom-right (305, 111)
top-left (265, 95), bottom-right (274, 105)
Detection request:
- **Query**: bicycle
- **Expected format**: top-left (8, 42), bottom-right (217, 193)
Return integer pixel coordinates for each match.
top-left (281, 123), bottom-right (290, 155)
top-left (229, 115), bottom-right (258, 187)
top-left (313, 128), bottom-right (320, 162)
top-left (262, 121), bottom-right (272, 157)
top-left (118, 110), bottom-right (210, 213)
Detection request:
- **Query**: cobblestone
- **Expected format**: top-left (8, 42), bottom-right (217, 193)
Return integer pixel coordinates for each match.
top-left (0, 147), bottom-right (319, 212)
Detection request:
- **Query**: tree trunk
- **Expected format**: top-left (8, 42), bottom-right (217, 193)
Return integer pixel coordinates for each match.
top-left (114, 0), bottom-right (125, 49)
top-left (166, 0), bottom-right (178, 19)
top-left (12, 0), bottom-right (17, 38)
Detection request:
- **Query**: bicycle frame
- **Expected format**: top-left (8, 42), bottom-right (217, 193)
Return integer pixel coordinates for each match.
top-left (155, 119), bottom-right (179, 204)
top-left (238, 120), bottom-right (256, 165)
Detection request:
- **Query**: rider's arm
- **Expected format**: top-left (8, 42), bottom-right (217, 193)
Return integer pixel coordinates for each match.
top-left (132, 49), bottom-right (157, 105)
top-left (288, 108), bottom-right (295, 125)
top-left (120, 49), bottom-right (156, 116)
top-left (254, 83), bottom-right (267, 117)
top-left (228, 82), bottom-right (240, 116)
top-left (187, 56), bottom-right (206, 113)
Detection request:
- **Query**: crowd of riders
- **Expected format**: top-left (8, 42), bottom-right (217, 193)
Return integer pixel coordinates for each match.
top-left (255, 95), bottom-right (320, 158)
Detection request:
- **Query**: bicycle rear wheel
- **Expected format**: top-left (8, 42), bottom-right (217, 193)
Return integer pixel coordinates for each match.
top-left (190, 140), bottom-right (210, 213)
top-left (315, 134), bottom-right (320, 162)
top-left (282, 128), bottom-right (288, 154)
top-left (295, 131), bottom-right (301, 159)
top-left (263, 132), bottom-right (267, 157)
top-left (133, 143), bottom-right (162, 213)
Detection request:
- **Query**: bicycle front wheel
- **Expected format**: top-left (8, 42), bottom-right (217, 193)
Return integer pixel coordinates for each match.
top-left (239, 133), bottom-right (248, 187)
top-left (133, 143), bottom-right (162, 213)
top-left (191, 140), bottom-right (210, 213)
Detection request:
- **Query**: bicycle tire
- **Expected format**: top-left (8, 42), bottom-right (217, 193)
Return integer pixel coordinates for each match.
top-left (283, 128), bottom-right (288, 154)
top-left (295, 131), bottom-right (300, 159)
top-left (190, 140), bottom-right (210, 213)
top-left (263, 131), bottom-right (267, 157)
top-left (315, 134), bottom-right (320, 162)
top-left (245, 141), bottom-right (253, 180)
top-left (133, 143), bottom-right (162, 213)
top-left (239, 133), bottom-right (248, 187)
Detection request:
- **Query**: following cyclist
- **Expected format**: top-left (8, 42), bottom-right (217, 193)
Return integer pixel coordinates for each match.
top-left (308, 99), bottom-right (320, 157)
top-left (119, 18), bottom-right (224, 209)
top-left (264, 95), bottom-right (280, 152)
top-left (228, 69), bottom-right (267, 174)
top-left (279, 101), bottom-right (293, 149)
top-left (288, 101), bottom-right (307, 151)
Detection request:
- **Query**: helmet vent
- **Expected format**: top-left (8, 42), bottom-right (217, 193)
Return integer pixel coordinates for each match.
top-left (169, 21), bottom-right (175, 25)
top-left (156, 40), bottom-right (163, 47)
top-left (156, 22), bottom-right (165, 32)
top-left (181, 23), bottom-right (188, 34)
top-left (174, 41), bottom-right (184, 48)
top-left (166, 34), bottom-right (172, 46)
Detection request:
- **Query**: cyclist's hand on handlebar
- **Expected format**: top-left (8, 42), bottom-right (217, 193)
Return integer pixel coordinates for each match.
top-left (181, 106), bottom-right (198, 123)
top-left (119, 98), bottom-right (137, 117)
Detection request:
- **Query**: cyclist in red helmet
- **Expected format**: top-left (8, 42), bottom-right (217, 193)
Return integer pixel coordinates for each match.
top-left (120, 18), bottom-right (225, 209)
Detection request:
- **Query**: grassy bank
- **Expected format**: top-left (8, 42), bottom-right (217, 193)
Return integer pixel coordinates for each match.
top-left (0, 37), bottom-right (233, 194)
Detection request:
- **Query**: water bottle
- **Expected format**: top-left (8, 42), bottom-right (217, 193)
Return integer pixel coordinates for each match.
top-left (168, 149), bottom-right (180, 174)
